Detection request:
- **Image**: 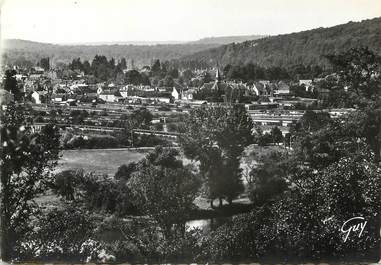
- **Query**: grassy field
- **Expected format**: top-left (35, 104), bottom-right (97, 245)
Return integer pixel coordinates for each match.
top-left (57, 144), bottom-right (284, 177)
top-left (57, 148), bottom-right (148, 176)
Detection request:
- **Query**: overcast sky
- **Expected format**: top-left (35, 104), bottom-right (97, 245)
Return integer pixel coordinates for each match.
top-left (1, 0), bottom-right (380, 44)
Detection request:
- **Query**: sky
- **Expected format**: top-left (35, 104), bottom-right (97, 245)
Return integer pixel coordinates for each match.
top-left (1, 0), bottom-right (380, 44)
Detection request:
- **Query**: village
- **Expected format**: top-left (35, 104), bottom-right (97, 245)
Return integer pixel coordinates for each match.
top-left (0, 59), bottom-right (353, 147)
top-left (1, 0), bottom-right (381, 261)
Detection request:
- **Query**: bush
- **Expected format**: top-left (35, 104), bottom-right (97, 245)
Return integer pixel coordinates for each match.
top-left (114, 162), bottom-right (137, 182)
top-left (53, 170), bottom-right (139, 216)
top-left (78, 173), bottom-right (139, 216)
top-left (65, 135), bottom-right (86, 149)
top-left (86, 135), bottom-right (119, 149)
top-left (95, 216), bottom-right (202, 263)
top-left (16, 206), bottom-right (102, 262)
top-left (52, 169), bottom-right (83, 200)
top-left (198, 206), bottom-right (276, 262)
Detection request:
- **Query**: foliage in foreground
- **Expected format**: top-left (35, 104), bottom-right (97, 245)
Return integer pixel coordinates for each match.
top-left (16, 206), bottom-right (100, 262)
top-left (200, 156), bottom-right (381, 262)
top-left (1, 103), bottom-right (60, 260)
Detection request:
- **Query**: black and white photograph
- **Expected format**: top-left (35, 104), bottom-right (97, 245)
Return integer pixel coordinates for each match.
top-left (0, 0), bottom-right (381, 264)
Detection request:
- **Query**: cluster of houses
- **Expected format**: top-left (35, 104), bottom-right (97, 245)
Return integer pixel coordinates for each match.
top-left (1, 65), bottom-right (346, 140)
top-left (2, 64), bottom-right (323, 110)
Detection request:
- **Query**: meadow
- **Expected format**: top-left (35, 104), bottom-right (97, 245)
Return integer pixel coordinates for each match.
top-left (57, 148), bottom-right (148, 176)
top-left (57, 145), bottom-right (283, 178)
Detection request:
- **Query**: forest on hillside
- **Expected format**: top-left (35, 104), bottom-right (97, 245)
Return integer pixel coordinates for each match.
top-left (180, 17), bottom-right (381, 69)
top-left (1, 40), bottom-right (218, 68)
top-left (1, 35), bottom-right (264, 68)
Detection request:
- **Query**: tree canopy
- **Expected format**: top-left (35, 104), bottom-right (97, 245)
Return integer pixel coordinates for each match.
top-left (180, 104), bottom-right (253, 206)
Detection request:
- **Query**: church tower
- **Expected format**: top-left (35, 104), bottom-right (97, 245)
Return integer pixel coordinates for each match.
top-left (211, 62), bottom-right (222, 90)
top-left (215, 66), bottom-right (221, 82)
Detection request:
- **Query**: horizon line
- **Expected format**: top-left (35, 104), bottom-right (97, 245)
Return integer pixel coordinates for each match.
top-left (2, 15), bottom-right (380, 46)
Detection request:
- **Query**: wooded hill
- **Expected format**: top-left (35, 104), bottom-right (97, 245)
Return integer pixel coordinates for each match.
top-left (1, 35), bottom-right (264, 68)
top-left (180, 17), bottom-right (381, 68)
top-left (1, 39), bottom-right (217, 67)
top-left (188, 35), bottom-right (265, 45)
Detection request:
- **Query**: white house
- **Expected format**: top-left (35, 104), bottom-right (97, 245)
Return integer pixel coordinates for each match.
top-left (99, 91), bottom-right (122, 102)
top-left (31, 91), bottom-right (46, 104)
top-left (252, 82), bottom-right (268, 96)
top-left (149, 97), bottom-right (171, 104)
top-left (259, 80), bottom-right (270, 86)
top-left (99, 93), bottom-right (117, 102)
top-left (299, 79), bottom-right (313, 87)
top-left (120, 90), bottom-right (128, 98)
top-left (171, 87), bottom-right (180, 100)
top-left (32, 66), bottom-right (45, 74)
top-left (274, 81), bottom-right (290, 96)
top-left (51, 93), bottom-right (66, 102)
top-left (119, 85), bottom-right (134, 98)
top-left (15, 74), bottom-right (27, 81)
top-left (181, 89), bottom-right (195, 101)
top-left (299, 79), bottom-right (313, 91)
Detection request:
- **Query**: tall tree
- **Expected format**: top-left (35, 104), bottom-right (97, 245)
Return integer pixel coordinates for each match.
top-left (119, 58), bottom-right (127, 69)
top-left (270, 126), bottom-right (284, 145)
top-left (324, 47), bottom-right (381, 162)
top-left (151, 59), bottom-right (161, 75)
top-left (325, 47), bottom-right (381, 106)
top-left (129, 108), bottom-right (153, 130)
top-left (128, 146), bottom-right (200, 238)
top-left (3, 69), bottom-right (22, 101)
top-left (181, 105), bottom-right (253, 206)
top-left (38, 57), bottom-right (50, 71)
top-left (124, 70), bottom-right (150, 85)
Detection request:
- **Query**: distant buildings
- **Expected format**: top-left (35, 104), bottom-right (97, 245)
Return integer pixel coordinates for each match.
top-left (273, 81), bottom-right (290, 96)
top-left (99, 90), bottom-right (122, 102)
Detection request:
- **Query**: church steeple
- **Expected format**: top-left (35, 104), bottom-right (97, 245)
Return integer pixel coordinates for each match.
top-left (211, 62), bottom-right (222, 90)
top-left (215, 62), bottom-right (221, 82)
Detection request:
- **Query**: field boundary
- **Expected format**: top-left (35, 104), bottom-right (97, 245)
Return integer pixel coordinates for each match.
top-left (62, 146), bottom-right (180, 152)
